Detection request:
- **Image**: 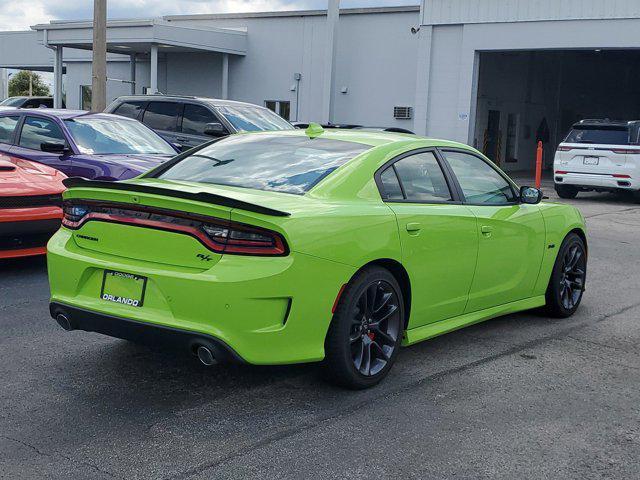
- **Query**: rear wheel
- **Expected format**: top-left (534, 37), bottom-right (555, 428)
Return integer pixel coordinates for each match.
top-left (555, 184), bottom-right (579, 199)
top-left (323, 266), bottom-right (404, 389)
top-left (544, 233), bottom-right (587, 318)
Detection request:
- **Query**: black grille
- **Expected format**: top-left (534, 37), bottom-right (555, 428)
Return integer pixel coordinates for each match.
top-left (0, 194), bottom-right (62, 209)
top-left (0, 219), bottom-right (61, 251)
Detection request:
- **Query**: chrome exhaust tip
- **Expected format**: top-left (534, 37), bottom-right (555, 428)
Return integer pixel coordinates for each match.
top-left (196, 345), bottom-right (217, 366)
top-left (55, 314), bottom-right (73, 331)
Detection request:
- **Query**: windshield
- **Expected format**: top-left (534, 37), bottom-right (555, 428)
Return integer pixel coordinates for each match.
top-left (64, 117), bottom-right (176, 155)
top-left (564, 126), bottom-right (630, 145)
top-left (155, 134), bottom-right (370, 194)
top-left (0, 97), bottom-right (25, 107)
top-left (217, 105), bottom-right (293, 132)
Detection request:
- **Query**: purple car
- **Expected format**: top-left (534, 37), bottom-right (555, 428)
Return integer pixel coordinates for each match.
top-left (0, 109), bottom-right (178, 180)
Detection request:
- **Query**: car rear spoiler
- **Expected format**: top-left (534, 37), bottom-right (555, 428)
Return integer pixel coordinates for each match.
top-left (62, 177), bottom-right (291, 217)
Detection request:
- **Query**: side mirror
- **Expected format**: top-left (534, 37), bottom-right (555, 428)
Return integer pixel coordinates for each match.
top-left (41, 141), bottom-right (69, 154)
top-left (203, 122), bottom-right (227, 137)
top-left (520, 186), bottom-right (543, 204)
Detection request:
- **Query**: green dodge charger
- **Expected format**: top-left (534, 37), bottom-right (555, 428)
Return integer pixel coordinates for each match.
top-left (48, 125), bottom-right (587, 389)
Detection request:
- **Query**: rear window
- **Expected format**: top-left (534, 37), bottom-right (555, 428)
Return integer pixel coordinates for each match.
top-left (564, 126), bottom-right (630, 145)
top-left (155, 134), bottom-right (370, 194)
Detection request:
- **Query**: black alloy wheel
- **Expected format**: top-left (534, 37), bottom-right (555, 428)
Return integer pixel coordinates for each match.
top-left (545, 233), bottom-right (587, 317)
top-left (324, 266), bottom-right (404, 389)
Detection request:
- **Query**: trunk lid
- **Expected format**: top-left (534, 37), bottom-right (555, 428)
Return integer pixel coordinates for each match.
top-left (554, 143), bottom-right (631, 174)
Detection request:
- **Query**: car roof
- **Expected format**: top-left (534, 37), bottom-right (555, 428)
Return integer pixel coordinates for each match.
top-left (243, 127), bottom-right (470, 149)
top-left (0, 109), bottom-right (134, 121)
top-left (573, 119), bottom-right (640, 128)
top-left (112, 94), bottom-right (267, 109)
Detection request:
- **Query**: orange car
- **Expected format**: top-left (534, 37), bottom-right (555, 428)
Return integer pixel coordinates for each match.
top-left (0, 154), bottom-right (66, 259)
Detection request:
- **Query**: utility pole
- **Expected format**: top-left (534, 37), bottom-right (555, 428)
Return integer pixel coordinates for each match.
top-left (29, 73), bottom-right (33, 96)
top-left (91, 0), bottom-right (107, 112)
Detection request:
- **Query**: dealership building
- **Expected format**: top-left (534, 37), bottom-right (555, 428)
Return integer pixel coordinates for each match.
top-left (1, 0), bottom-right (640, 171)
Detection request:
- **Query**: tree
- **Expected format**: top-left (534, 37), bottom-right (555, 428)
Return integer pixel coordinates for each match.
top-left (8, 71), bottom-right (51, 97)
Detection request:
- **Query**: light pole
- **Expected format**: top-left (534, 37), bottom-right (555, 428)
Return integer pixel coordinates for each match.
top-left (91, 0), bottom-right (107, 112)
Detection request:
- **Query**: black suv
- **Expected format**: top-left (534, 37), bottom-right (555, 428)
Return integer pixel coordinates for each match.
top-left (105, 95), bottom-right (293, 150)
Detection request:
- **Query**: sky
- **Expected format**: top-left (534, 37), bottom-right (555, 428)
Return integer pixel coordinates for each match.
top-left (0, 0), bottom-right (418, 31)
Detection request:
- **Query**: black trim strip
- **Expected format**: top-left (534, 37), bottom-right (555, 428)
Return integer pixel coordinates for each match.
top-left (49, 302), bottom-right (245, 363)
top-left (62, 177), bottom-right (291, 217)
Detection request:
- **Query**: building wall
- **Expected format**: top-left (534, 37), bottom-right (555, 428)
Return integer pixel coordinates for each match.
top-left (166, 10), bottom-right (419, 126)
top-left (421, 0), bottom-right (640, 25)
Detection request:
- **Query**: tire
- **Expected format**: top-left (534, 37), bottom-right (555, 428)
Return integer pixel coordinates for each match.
top-left (544, 233), bottom-right (587, 318)
top-left (555, 184), bottom-right (579, 199)
top-left (323, 266), bottom-right (405, 389)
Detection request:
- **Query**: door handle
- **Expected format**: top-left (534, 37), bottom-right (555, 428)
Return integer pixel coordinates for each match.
top-left (481, 225), bottom-right (493, 237)
top-left (406, 222), bottom-right (422, 233)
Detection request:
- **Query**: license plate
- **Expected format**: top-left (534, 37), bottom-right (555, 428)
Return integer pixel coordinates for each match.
top-left (583, 156), bottom-right (599, 165)
top-left (100, 270), bottom-right (147, 307)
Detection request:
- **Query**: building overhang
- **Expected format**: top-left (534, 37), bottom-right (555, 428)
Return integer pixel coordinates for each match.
top-left (31, 19), bottom-right (247, 56)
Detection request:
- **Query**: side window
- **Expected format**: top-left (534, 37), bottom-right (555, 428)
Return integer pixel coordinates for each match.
top-left (142, 102), bottom-right (180, 132)
top-left (181, 104), bottom-right (219, 135)
top-left (379, 167), bottom-right (404, 200)
top-left (0, 116), bottom-right (20, 144)
top-left (386, 151), bottom-right (452, 202)
top-left (114, 101), bottom-right (145, 119)
top-left (19, 116), bottom-right (66, 151)
top-left (442, 150), bottom-right (516, 204)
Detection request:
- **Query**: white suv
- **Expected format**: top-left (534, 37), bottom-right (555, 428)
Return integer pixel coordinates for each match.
top-left (554, 119), bottom-right (640, 199)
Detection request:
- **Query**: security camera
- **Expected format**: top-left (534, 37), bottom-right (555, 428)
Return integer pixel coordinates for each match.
top-left (410, 26), bottom-right (420, 35)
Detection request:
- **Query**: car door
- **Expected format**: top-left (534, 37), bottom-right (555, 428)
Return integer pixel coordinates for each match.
top-left (377, 149), bottom-right (479, 327)
top-left (176, 103), bottom-right (229, 150)
top-left (0, 115), bottom-right (20, 155)
top-left (439, 149), bottom-right (546, 313)
top-left (10, 115), bottom-right (73, 176)
top-left (140, 101), bottom-right (182, 147)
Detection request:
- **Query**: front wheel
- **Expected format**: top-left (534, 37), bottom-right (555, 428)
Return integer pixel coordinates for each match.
top-left (555, 184), bottom-right (579, 199)
top-left (323, 266), bottom-right (404, 389)
top-left (544, 233), bottom-right (587, 318)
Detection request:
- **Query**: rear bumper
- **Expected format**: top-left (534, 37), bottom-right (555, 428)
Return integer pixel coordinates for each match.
top-left (554, 172), bottom-right (639, 190)
top-left (50, 302), bottom-right (244, 363)
top-left (47, 228), bottom-right (356, 365)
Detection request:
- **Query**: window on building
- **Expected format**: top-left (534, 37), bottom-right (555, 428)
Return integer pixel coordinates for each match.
top-left (80, 85), bottom-right (92, 111)
top-left (113, 101), bottom-right (145, 120)
top-left (19, 116), bottom-right (66, 151)
top-left (264, 100), bottom-right (291, 121)
top-left (0, 116), bottom-right (20, 144)
top-left (181, 104), bottom-right (219, 135)
top-left (441, 150), bottom-right (516, 204)
top-left (142, 102), bottom-right (180, 132)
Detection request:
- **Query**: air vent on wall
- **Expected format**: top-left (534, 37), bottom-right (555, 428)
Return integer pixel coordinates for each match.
top-left (394, 106), bottom-right (413, 120)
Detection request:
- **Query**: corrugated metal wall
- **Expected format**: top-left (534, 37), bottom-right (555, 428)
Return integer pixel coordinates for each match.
top-left (422, 0), bottom-right (640, 25)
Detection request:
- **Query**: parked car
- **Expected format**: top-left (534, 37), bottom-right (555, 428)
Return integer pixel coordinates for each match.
top-left (0, 96), bottom-right (62, 109)
top-left (48, 125), bottom-right (587, 389)
top-left (105, 95), bottom-right (294, 150)
top-left (0, 153), bottom-right (65, 259)
top-left (554, 119), bottom-right (640, 199)
top-left (0, 109), bottom-right (178, 181)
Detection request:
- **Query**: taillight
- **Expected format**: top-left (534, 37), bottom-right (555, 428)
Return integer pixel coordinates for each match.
top-left (557, 146), bottom-right (572, 152)
top-left (62, 200), bottom-right (288, 256)
top-left (555, 171), bottom-right (568, 175)
top-left (612, 174), bottom-right (631, 179)
top-left (62, 203), bottom-right (90, 226)
top-left (611, 149), bottom-right (640, 154)
top-left (201, 223), bottom-right (287, 256)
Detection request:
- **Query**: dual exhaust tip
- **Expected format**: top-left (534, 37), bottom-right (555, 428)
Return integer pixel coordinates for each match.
top-left (55, 312), bottom-right (217, 367)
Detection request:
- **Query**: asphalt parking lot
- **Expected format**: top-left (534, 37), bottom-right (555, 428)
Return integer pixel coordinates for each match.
top-left (1, 178), bottom-right (639, 480)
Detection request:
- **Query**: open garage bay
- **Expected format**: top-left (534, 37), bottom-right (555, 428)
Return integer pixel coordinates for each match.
top-left (1, 186), bottom-right (640, 479)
